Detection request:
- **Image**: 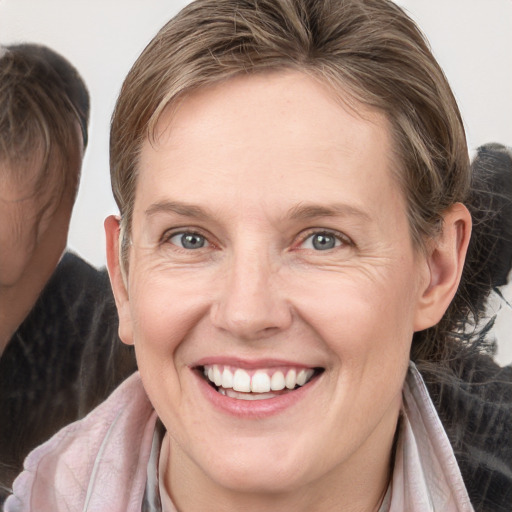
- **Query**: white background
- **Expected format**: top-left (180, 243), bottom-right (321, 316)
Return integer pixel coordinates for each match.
top-left (1, 0), bottom-right (511, 364)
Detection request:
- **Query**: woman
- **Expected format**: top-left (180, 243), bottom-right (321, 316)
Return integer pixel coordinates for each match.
top-left (5, 0), bottom-right (511, 510)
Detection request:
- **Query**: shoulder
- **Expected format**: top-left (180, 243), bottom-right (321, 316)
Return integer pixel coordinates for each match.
top-left (44, 251), bottom-right (114, 312)
top-left (419, 355), bottom-right (512, 512)
top-left (12, 252), bottom-right (115, 343)
top-left (4, 373), bottom-right (157, 512)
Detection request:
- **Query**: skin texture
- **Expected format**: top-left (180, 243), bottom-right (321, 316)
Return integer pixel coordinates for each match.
top-left (0, 123), bottom-right (82, 353)
top-left (106, 71), bottom-right (471, 512)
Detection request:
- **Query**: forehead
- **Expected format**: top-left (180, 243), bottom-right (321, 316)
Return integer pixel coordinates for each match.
top-left (135, 71), bottom-right (404, 224)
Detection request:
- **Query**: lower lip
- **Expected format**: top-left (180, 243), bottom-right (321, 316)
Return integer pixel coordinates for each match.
top-left (194, 370), bottom-right (320, 418)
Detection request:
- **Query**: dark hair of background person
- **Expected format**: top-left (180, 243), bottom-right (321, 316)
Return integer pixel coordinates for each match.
top-left (0, 43), bottom-right (89, 210)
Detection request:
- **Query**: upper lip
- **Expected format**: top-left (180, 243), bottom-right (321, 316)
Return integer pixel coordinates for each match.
top-left (192, 356), bottom-right (320, 370)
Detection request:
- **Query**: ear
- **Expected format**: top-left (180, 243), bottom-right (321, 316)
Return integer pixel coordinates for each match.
top-left (105, 215), bottom-right (134, 345)
top-left (414, 203), bottom-right (472, 331)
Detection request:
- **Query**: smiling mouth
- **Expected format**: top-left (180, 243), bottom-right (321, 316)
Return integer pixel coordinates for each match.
top-left (198, 364), bottom-right (323, 401)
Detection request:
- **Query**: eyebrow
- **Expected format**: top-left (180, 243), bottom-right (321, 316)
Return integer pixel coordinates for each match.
top-left (286, 203), bottom-right (371, 222)
top-left (145, 200), bottom-right (210, 220)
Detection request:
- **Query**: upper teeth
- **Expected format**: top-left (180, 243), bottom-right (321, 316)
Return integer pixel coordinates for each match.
top-left (203, 365), bottom-right (315, 393)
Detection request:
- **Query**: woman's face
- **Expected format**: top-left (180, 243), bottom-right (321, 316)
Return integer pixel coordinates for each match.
top-left (110, 72), bottom-right (436, 501)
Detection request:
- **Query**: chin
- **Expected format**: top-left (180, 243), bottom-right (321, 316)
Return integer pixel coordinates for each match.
top-left (186, 434), bottom-right (318, 495)
top-left (209, 461), bottom-right (309, 495)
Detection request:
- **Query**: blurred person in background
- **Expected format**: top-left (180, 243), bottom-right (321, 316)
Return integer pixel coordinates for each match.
top-left (0, 43), bottom-right (135, 502)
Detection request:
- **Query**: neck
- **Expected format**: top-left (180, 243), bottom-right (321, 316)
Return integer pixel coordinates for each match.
top-left (0, 251), bottom-right (63, 356)
top-left (0, 285), bottom-right (39, 355)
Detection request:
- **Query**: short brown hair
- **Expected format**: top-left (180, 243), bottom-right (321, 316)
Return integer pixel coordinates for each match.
top-left (110, 0), bottom-right (471, 361)
top-left (0, 43), bottom-right (89, 207)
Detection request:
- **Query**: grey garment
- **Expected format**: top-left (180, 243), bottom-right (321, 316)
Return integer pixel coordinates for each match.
top-left (377, 485), bottom-right (392, 512)
top-left (142, 421), bottom-right (166, 512)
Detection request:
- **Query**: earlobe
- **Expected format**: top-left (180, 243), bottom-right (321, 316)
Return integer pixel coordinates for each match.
top-left (105, 215), bottom-right (134, 345)
top-left (414, 203), bottom-right (472, 332)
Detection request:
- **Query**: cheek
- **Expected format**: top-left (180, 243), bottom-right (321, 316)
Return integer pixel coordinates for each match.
top-left (0, 217), bottom-right (37, 285)
top-left (290, 264), bottom-right (419, 366)
top-left (129, 269), bottom-right (211, 357)
top-left (128, 273), bottom-right (209, 421)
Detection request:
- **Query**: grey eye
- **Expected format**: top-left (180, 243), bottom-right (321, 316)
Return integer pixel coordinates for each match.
top-left (169, 232), bottom-right (208, 249)
top-left (302, 233), bottom-right (341, 251)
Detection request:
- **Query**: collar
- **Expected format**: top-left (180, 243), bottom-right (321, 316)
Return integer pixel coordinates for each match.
top-left (385, 363), bottom-right (474, 511)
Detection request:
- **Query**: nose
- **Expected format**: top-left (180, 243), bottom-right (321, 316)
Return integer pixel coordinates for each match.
top-left (210, 248), bottom-right (293, 340)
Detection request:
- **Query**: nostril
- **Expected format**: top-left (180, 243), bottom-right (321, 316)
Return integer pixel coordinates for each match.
top-left (210, 303), bottom-right (293, 341)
